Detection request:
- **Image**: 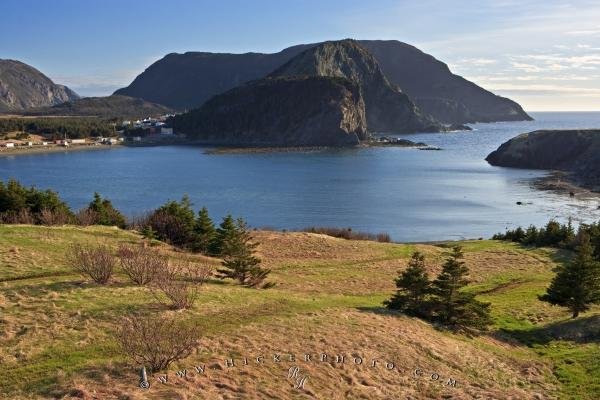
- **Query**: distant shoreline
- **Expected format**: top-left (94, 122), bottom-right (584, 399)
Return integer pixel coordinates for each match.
top-left (0, 144), bottom-right (120, 157)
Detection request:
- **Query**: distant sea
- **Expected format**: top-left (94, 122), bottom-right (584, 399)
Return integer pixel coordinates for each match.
top-left (1, 112), bottom-right (600, 242)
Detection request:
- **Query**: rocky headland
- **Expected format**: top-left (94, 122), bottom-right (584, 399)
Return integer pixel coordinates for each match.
top-left (486, 129), bottom-right (600, 191)
top-left (172, 76), bottom-right (367, 147)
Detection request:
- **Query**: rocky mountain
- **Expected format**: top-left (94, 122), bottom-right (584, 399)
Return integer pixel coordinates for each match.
top-left (359, 40), bottom-right (532, 124)
top-left (115, 40), bottom-right (530, 124)
top-left (269, 40), bottom-right (439, 133)
top-left (172, 76), bottom-right (367, 147)
top-left (25, 94), bottom-right (173, 118)
top-left (114, 45), bottom-right (312, 111)
top-left (486, 130), bottom-right (600, 190)
top-left (0, 59), bottom-right (79, 112)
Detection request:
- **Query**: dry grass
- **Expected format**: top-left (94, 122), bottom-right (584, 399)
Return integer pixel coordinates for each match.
top-left (0, 225), bottom-right (598, 399)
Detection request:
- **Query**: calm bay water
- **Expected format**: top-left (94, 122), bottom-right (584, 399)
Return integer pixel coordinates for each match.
top-left (1, 112), bottom-right (600, 241)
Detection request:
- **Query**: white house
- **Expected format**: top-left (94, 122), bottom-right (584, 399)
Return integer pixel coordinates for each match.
top-left (4, 142), bottom-right (15, 148)
top-left (71, 139), bottom-right (86, 144)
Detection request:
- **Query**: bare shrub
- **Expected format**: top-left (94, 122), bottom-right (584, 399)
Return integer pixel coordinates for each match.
top-left (68, 244), bottom-right (115, 284)
top-left (117, 245), bottom-right (166, 285)
top-left (38, 208), bottom-right (72, 226)
top-left (376, 232), bottom-right (391, 243)
top-left (116, 313), bottom-right (200, 372)
top-left (75, 208), bottom-right (98, 226)
top-left (152, 262), bottom-right (210, 309)
top-left (127, 212), bottom-right (152, 231)
top-left (1, 209), bottom-right (35, 224)
top-left (303, 227), bottom-right (393, 242)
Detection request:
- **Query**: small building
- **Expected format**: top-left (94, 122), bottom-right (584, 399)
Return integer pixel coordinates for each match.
top-left (42, 141), bottom-right (48, 146)
top-left (71, 139), bottom-right (86, 144)
top-left (26, 141), bottom-right (33, 147)
top-left (161, 127), bottom-right (173, 135)
top-left (4, 142), bottom-right (15, 148)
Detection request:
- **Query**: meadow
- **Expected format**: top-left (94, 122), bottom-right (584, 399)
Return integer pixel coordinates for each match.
top-left (0, 225), bottom-right (598, 399)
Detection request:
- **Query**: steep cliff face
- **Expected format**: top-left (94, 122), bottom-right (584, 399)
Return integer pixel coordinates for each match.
top-left (486, 130), bottom-right (600, 189)
top-left (0, 59), bottom-right (79, 112)
top-left (270, 40), bottom-right (440, 133)
top-left (360, 40), bottom-right (532, 124)
top-left (172, 76), bottom-right (367, 147)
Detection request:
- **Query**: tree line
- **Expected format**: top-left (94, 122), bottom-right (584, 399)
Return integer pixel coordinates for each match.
top-left (0, 178), bottom-right (272, 289)
top-left (0, 117), bottom-right (117, 139)
top-left (493, 219), bottom-right (600, 259)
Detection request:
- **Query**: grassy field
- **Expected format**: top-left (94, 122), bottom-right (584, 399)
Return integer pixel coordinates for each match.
top-left (0, 225), bottom-right (598, 399)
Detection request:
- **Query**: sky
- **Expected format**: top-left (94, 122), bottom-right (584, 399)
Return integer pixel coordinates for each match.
top-left (2, 0), bottom-right (600, 111)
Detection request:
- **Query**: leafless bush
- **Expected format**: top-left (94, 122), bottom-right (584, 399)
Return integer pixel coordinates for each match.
top-left (117, 244), bottom-right (167, 285)
top-left (376, 232), bottom-right (391, 243)
top-left (75, 208), bottom-right (98, 226)
top-left (0, 209), bottom-right (35, 225)
top-left (116, 313), bottom-right (200, 372)
top-left (152, 262), bottom-right (211, 309)
top-left (127, 212), bottom-right (152, 231)
top-left (38, 208), bottom-right (72, 226)
top-left (68, 244), bottom-right (115, 284)
top-left (303, 227), bottom-right (392, 242)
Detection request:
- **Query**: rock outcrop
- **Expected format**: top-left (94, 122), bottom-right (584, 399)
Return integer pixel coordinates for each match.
top-left (0, 59), bottom-right (79, 112)
top-left (172, 76), bottom-right (367, 147)
top-left (486, 130), bottom-right (600, 190)
top-left (270, 40), bottom-right (440, 133)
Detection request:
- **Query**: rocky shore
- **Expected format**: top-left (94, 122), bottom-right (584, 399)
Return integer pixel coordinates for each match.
top-left (486, 129), bottom-right (600, 192)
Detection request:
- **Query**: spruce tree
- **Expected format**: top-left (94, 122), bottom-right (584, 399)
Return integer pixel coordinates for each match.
top-left (87, 192), bottom-right (126, 228)
top-left (540, 234), bottom-right (600, 318)
top-left (216, 218), bottom-right (272, 288)
top-left (431, 246), bottom-right (492, 330)
top-left (212, 214), bottom-right (237, 255)
top-left (193, 207), bottom-right (216, 254)
top-left (385, 252), bottom-right (431, 317)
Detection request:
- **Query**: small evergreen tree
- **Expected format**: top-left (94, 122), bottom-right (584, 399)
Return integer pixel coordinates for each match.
top-left (216, 218), bottom-right (272, 288)
top-left (141, 225), bottom-right (156, 240)
top-left (522, 225), bottom-right (539, 246)
top-left (385, 252), bottom-right (432, 317)
top-left (212, 214), bottom-right (237, 255)
top-left (87, 192), bottom-right (126, 228)
top-left (193, 207), bottom-right (216, 254)
top-left (431, 246), bottom-right (492, 330)
top-left (539, 234), bottom-right (600, 318)
top-left (147, 196), bottom-right (196, 247)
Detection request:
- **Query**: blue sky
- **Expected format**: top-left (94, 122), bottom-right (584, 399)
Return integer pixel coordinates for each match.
top-left (2, 0), bottom-right (600, 110)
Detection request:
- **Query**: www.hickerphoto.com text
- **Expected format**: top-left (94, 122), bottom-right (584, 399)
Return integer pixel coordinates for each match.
top-left (146, 352), bottom-right (458, 389)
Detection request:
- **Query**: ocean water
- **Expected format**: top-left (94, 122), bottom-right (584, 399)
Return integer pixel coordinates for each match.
top-left (1, 112), bottom-right (600, 242)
